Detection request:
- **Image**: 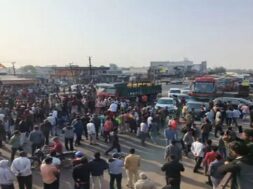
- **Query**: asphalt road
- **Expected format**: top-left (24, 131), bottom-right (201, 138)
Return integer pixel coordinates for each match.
top-left (1, 121), bottom-right (214, 189)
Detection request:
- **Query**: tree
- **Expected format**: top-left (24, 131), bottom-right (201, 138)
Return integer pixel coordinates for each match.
top-left (208, 67), bottom-right (226, 74)
top-left (20, 65), bottom-right (37, 76)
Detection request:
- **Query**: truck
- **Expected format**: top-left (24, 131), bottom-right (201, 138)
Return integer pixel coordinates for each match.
top-left (189, 75), bottom-right (250, 100)
top-left (96, 82), bottom-right (162, 101)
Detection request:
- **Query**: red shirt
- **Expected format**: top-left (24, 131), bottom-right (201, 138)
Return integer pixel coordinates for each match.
top-left (51, 141), bottom-right (63, 154)
top-left (204, 151), bottom-right (218, 165)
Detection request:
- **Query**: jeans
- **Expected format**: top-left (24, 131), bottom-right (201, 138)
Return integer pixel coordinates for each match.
top-left (64, 138), bottom-right (74, 151)
top-left (75, 134), bottom-right (82, 145)
top-left (17, 175), bottom-right (32, 189)
top-left (110, 174), bottom-right (122, 189)
top-left (105, 144), bottom-right (121, 155)
top-left (201, 133), bottom-right (209, 144)
top-left (43, 180), bottom-right (59, 189)
top-left (140, 132), bottom-right (147, 145)
top-left (193, 157), bottom-right (203, 172)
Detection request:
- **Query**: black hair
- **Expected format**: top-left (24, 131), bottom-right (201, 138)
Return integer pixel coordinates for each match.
top-left (94, 152), bottom-right (100, 159)
top-left (129, 148), bottom-right (135, 154)
top-left (44, 157), bottom-right (53, 164)
top-left (80, 157), bottom-right (88, 164)
top-left (230, 141), bottom-right (249, 156)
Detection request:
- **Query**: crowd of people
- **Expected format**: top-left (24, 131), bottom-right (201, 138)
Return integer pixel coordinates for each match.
top-left (0, 85), bottom-right (253, 189)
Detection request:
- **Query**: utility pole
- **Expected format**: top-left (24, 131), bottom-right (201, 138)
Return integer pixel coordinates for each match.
top-left (11, 62), bottom-right (16, 75)
top-left (69, 62), bottom-right (74, 83)
top-left (88, 56), bottom-right (92, 82)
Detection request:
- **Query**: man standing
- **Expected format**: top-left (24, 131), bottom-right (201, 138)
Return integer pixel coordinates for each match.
top-left (86, 119), bottom-right (97, 145)
top-left (29, 125), bottom-right (44, 155)
top-left (139, 121), bottom-right (149, 146)
top-left (72, 157), bottom-right (91, 189)
top-left (11, 151), bottom-right (32, 189)
top-left (105, 130), bottom-right (121, 156)
top-left (124, 148), bottom-right (141, 188)
top-left (200, 118), bottom-right (212, 144)
top-left (72, 116), bottom-right (83, 146)
top-left (108, 153), bottom-right (124, 189)
top-left (62, 124), bottom-right (75, 151)
top-left (40, 157), bottom-right (59, 189)
top-left (9, 130), bottom-right (21, 161)
top-left (164, 125), bottom-right (177, 146)
top-left (214, 109), bottom-right (223, 138)
top-left (161, 155), bottom-right (185, 189)
top-left (164, 140), bottom-right (182, 162)
top-left (191, 138), bottom-right (205, 173)
top-left (88, 152), bottom-right (108, 189)
top-left (208, 154), bottom-right (224, 189)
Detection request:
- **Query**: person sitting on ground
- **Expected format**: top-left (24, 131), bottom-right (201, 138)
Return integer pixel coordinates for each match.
top-left (50, 137), bottom-right (63, 154)
top-left (134, 172), bottom-right (156, 189)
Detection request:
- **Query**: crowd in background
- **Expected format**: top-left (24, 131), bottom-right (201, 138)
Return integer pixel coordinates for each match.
top-left (0, 84), bottom-right (253, 189)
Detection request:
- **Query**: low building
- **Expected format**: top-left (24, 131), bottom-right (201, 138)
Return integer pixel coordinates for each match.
top-left (149, 59), bottom-right (207, 79)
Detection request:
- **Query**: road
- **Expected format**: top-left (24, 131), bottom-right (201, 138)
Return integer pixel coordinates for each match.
top-left (1, 121), bottom-right (214, 189)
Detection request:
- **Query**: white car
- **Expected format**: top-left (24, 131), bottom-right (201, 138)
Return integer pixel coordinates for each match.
top-left (155, 97), bottom-right (177, 111)
top-left (168, 88), bottom-right (181, 97)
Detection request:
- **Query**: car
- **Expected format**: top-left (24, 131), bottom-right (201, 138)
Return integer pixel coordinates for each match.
top-left (155, 97), bottom-right (177, 112)
top-left (168, 88), bottom-right (181, 97)
top-left (181, 89), bottom-right (191, 95)
top-left (186, 101), bottom-right (209, 120)
top-left (213, 97), bottom-right (253, 107)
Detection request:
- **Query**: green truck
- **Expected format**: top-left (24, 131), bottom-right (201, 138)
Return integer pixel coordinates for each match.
top-left (96, 82), bottom-right (162, 100)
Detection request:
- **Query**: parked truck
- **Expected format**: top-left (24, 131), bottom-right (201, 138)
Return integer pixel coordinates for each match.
top-left (189, 75), bottom-right (250, 100)
top-left (96, 82), bottom-right (162, 101)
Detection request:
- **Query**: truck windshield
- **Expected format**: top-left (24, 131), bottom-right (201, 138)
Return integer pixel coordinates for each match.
top-left (193, 82), bottom-right (215, 93)
top-left (158, 99), bottom-right (174, 105)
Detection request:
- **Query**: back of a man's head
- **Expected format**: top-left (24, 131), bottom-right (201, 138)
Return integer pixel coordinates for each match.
top-left (129, 148), bottom-right (135, 154)
top-left (94, 152), bottom-right (100, 159)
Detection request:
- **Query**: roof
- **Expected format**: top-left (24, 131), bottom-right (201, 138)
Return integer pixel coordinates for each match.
top-left (0, 75), bottom-right (36, 85)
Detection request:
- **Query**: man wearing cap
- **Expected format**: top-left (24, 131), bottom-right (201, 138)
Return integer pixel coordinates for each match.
top-left (124, 148), bottom-right (141, 188)
top-left (134, 172), bottom-right (156, 189)
top-left (108, 153), bottom-right (124, 189)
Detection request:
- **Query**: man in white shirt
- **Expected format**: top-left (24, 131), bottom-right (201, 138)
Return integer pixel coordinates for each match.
top-left (11, 151), bottom-right (32, 189)
top-left (109, 101), bottom-right (118, 113)
top-left (87, 120), bottom-right (97, 145)
top-left (139, 122), bottom-right (149, 146)
top-left (191, 138), bottom-right (205, 173)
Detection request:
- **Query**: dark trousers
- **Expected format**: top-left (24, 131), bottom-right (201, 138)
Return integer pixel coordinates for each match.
top-left (214, 125), bottom-right (223, 137)
top-left (140, 132), bottom-right (147, 145)
top-left (194, 157), bottom-right (203, 172)
top-left (43, 180), bottom-right (59, 189)
top-left (31, 143), bottom-right (42, 155)
top-left (74, 183), bottom-right (90, 189)
top-left (43, 132), bottom-right (50, 145)
top-left (232, 118), bottom-right (238, 127)
top-left (201, 133), bottom-right (209, 144)
top-left (75, 135), bottom-right (82, 145)
top-left (166, 177), bottom-right (181, 189)
top-left (110, 174), bottom-right (122, 189)
top-left (1, 184), bottom-right (15, 189)
top-left (17, 175), bottom-right (32, 189)
top-left (105, 144), bottom-right (121, 155)
top-left (11, 148), bottom-right (18, 161)
top-left (64, 138), bottom-right (74, 151)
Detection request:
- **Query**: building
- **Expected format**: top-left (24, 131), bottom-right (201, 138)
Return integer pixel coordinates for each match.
top-left (149, 59), bottom-right (207, 79)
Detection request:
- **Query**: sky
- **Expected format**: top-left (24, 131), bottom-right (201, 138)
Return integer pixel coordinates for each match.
top-left (0, 0), bottom-right (253, 69)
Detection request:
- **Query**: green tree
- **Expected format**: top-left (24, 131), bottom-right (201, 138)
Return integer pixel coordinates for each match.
top-left (20, 65), bottom-right (37, 76)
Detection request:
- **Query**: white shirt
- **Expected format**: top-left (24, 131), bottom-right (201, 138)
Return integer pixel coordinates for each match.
top-left (109, 102), bottom-right (118, 112)
top-left (191, 141), bottom-right (204, 157)
top-left (87, 122), bottom-right (96, 135)
top-left (11, 157), bottom-right (32, 176)
top-left (233, 110), bottom-right (241, 118)
top-left (147, 116), bottom-right (153, 127)
top-left (47, 116), bottom-right (56, 126)
top-left (140, 122), bottom-right (148, 133)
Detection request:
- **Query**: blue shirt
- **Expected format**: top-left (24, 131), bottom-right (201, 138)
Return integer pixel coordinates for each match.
top-left (108, 158), bottom-right (124, 175)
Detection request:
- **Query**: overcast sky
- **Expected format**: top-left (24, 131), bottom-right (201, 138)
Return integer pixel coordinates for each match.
top-left (0, 0), bottom-right (253, 68)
